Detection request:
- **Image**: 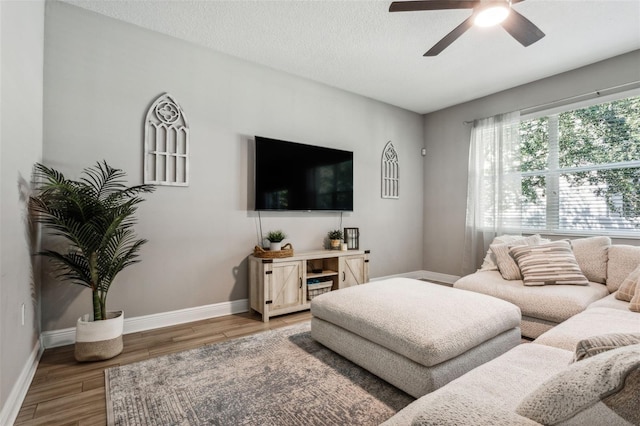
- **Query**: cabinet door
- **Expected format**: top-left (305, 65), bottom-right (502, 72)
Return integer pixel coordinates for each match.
top-left (339, 255), bottom-right (367, 288)
top-left (268, 261), bottom-right (304, 311)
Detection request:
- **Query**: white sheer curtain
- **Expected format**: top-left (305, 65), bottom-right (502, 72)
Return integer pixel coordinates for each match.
top-left (462, 111), bottom-right (522, 275)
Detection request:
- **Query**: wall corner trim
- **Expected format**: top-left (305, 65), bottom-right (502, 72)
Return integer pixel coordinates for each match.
top-left (0, 339), bottom-right (44, 426)
top-left (40, 299), bottom-right (250, 349)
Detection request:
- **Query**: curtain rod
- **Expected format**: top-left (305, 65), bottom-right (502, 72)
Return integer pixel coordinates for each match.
top-left (462, 80), bottom-right (640, 125)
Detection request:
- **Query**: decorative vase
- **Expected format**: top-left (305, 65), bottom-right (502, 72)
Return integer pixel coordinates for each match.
top-left (74, 310), bottom-right (124, 362)
top-left (330, 239), bottom-right (341, 250)
top-left (270, 242), bottom-right (282, 251)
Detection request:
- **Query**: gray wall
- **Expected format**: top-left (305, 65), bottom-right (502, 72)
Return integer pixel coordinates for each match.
top-left (0, 0), bottom-right (44, 416)
top-left (41, 2), bottom-right (425, 331)
top-left (423, 50), bottom-right (640, 276)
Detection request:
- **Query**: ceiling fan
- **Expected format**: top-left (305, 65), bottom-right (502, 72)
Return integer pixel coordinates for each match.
top-left (389, 0), bottom-right (545, 56)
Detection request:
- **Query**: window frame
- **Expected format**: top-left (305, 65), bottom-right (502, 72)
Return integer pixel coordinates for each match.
top-left (516, 88), bottom-right (640, 239)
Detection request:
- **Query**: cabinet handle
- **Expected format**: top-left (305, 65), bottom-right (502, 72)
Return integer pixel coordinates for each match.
top-left (342, 272), bottom-right (346, 281)
top-left (300, 277), bottom-right (302, 288)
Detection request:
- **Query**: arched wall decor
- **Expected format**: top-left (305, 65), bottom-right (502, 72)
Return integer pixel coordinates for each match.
top-left (381, 141), bottom-right (399, 199)
top-left (144, 93), bottom-right (190, 186)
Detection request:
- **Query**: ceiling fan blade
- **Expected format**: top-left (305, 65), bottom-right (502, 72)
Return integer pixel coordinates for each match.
top-left (500, 9), bottom-right (545, 47)
top-left (389, 1), bottom-right (478, 12)
top-left (424, 15), bottom-right (474, 56)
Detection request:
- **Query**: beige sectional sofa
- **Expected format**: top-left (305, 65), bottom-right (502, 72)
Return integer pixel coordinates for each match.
top-left (454, 236), bottom-right (640, 338)
top-left (382, 299), bottom-right (640, 425)
top-left (380, 235), bottom-right (640, 425)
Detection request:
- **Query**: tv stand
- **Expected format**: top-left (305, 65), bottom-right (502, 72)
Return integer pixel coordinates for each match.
top-left (248, 249), bottom-right (370, 322)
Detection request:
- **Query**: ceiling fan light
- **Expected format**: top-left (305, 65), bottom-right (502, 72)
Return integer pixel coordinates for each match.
top-left (474, 6), bottom-right (510, 27)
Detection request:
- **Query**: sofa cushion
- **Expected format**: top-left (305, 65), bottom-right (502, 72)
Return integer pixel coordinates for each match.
top-left (381, 344), bottom-right (573, 426)
top-left (607, 245), bottom-right (640, 293)
top-left (589, 293), bottom-right (634, 311)
top-left (410, 394), bottom-right (540, 426)
top-left (516, 344), bottom-right (640, 426)
top-left (616, 264), bottom-right (640, 302)
top-left (570, 236), bottom-right (610, 284)
top-left (574, 333), bottom-right (640, 362)
top-left (533, 307), bottom-right (640, 351)
top-left (510, 241), bottom-right (589, 286)
top-left (480, 234), bottom-right (544, 271)
top-left (454, 271), bottom-right (608, 323)
top-left (520, 316), bottom-right (557, 339)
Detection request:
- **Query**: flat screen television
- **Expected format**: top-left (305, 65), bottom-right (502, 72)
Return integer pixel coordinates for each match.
top-left (254, 136), bottom-right (353, 211)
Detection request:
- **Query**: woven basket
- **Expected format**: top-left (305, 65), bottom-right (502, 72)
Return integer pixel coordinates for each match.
top-left (253, 243), bottom-right (294, 259)
top-left (307, 281), bottom-right (332, 300)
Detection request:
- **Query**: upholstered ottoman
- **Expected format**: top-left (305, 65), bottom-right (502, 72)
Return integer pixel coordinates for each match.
top-left (310, 278), bottom-right (521, 398)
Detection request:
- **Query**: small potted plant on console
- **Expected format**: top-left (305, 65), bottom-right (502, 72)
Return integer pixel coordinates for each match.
top-left (267, 230), bottom-right (286, 251)
top-left (327, 229), bottom-right (343, 250)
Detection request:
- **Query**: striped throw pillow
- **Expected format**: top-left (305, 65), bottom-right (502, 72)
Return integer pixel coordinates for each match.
top-left (616, 264), bottom-right (640, 302)
top-left (573, 333), bottom-right (640, 362)
top-left (510, 240), bottom-right (589, 286)
top-left (631, 291), bottom-right (640, 313)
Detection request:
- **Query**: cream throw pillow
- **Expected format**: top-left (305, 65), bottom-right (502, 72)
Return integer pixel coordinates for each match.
top-left (480, 234), bottom-right (543, 271)
top-left (606, 245), bottom-right (640, 293)
top-left (570, 236), bottom-right (610, 284)
top-left (510, 240), bottom-right (589, 286)
top-left (516, 344), bottom-right (640, 426)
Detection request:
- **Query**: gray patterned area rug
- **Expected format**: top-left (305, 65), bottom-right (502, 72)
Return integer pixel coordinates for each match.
top-left (105, 322), bottom-right (413, 425)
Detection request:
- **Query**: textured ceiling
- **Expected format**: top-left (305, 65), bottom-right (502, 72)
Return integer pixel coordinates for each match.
top-left (62, 0), bottom-right (640, 114)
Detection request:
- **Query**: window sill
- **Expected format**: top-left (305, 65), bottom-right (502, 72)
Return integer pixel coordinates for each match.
top-left (491, 228), bottom-right (640, 241)
top-left (527, 230), bottom-right (640, 241)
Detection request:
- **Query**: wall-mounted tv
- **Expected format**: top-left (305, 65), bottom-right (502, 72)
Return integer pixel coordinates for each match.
top-left (254, 136), bottom-right (353, 211)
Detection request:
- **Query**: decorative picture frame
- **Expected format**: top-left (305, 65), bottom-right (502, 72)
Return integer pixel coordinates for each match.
top-left (344, 227), bottom-right (360, 250)
top-left (144, 93), bottom-right (190, 186)
top-left (381, 141), bottom-right (399, 199)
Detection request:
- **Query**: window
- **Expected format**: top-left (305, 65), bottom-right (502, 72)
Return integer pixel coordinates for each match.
top-left (518, 95), bottom-right (640, 235)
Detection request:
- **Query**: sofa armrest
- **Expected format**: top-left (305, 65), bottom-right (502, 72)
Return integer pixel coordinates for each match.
top-left (408, 395), bottom-right (541, 426)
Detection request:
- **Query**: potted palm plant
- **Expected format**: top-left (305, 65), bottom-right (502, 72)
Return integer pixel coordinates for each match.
top-left (266, 230), bottom-right (286, 251)
top-left (30, 161), bottom-right (154, 362)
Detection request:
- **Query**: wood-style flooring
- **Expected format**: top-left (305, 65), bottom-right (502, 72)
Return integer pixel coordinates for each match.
top-left (15, 310), bottom-right (312, 426)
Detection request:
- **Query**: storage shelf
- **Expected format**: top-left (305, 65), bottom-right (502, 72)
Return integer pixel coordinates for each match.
top-left (249, 249), bottom-right (369, 322)
top-left (307, 270), bottom-right (338, 280)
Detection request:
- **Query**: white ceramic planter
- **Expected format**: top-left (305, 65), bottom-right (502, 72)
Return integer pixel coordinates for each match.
top-left (270, 242), bottom-right (282, 251)
top-left (75, 310), bottom-right (124, 362)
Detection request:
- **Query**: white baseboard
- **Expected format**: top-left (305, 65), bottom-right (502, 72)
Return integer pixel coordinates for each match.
top-left (0, 339), bottom-right (43, 426)
top-left (372, 270), bottom-right (460, 284)
top-left (35, 273), bottom-right (462, 348)
top-left (41, 299), bottom-right (249, 349)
